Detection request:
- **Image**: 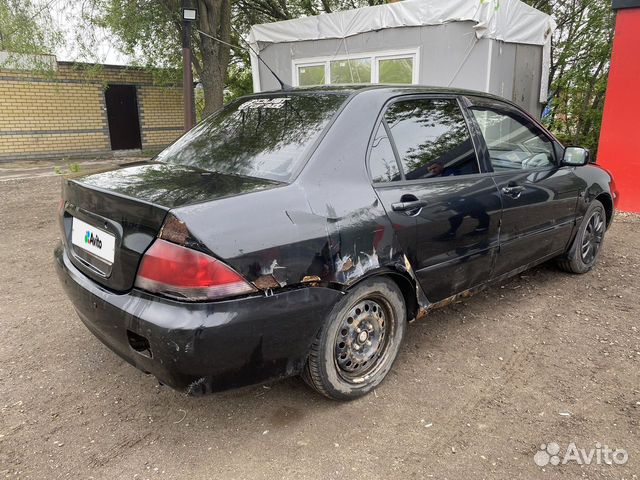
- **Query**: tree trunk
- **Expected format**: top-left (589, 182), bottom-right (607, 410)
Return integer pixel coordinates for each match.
top-left (197, 0), bottom-right (231, 116)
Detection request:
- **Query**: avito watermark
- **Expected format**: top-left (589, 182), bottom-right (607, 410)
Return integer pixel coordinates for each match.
top-left (534, 442), bottom-right (628, 467)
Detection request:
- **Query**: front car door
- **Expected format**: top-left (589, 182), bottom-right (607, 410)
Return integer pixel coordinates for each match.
top-left (370, 96), bottom-right (502, 303)
top-left (465, 96), bottom-right (582, 277)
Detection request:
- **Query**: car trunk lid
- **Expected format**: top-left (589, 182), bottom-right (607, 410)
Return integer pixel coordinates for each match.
top-left (60, 162), bottom-right (282, 292)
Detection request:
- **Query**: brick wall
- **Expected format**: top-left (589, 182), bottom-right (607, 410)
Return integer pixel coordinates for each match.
top-left (0, 62), bottom-right (184, 161)
top-left (138, 85), bottom-right (184, 149)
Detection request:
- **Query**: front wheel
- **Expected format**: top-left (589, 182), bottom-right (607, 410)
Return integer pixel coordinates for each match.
top-left (557, 199), bottom-right (607, 274)
top-left (302, 277), bottom-right (407, 400)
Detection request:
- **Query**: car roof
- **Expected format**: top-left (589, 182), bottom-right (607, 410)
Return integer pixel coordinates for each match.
top-left (254, 84), bottom-right (510, 103)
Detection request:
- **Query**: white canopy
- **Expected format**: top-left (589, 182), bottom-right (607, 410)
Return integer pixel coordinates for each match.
top-left (248, 0), bottom-right (556, 49)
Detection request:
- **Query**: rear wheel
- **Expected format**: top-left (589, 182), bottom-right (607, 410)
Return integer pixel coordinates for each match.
top-left (557, 200), bottom-right (606, 274)
top-left (303, 277), bottom-right (406, 400)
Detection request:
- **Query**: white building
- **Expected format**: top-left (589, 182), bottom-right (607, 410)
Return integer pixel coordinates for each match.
top-left (249, 0), bottom-right (556, 116)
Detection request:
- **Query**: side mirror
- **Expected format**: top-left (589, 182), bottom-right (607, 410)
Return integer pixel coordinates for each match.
top-left (562, 147), bottom-right (590, 167)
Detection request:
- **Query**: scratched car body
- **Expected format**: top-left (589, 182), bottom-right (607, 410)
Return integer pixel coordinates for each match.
top-left (55, 86), bottom-right (617, 400)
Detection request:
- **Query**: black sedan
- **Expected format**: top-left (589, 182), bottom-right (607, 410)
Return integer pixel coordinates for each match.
top-left (55, 86), bottom-right (618, 400)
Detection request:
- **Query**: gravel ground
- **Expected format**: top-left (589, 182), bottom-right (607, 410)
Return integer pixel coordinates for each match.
top-left (1, 172), bottom-right (639, 479)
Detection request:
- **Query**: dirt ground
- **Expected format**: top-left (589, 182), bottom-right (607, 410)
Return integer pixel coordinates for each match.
top-left (1, 169), bottom-right (639, 479)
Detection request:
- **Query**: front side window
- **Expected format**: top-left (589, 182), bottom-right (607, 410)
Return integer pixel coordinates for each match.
top-left (156, 93), bottom-right (348, 182)
top-left (471, 107), bottom-right (555, 171)
top-left (382, 98), bottom-right (479, 181)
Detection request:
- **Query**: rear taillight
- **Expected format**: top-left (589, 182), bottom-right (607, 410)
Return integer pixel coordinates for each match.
top-left (134, 239), bottom-right (256, 301)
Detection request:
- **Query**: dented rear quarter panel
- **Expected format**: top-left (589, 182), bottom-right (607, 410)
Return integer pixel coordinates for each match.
top-left (171, 89), bottom-right (414, 293)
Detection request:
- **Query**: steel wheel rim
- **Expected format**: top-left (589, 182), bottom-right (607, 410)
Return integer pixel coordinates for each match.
top-left (333, 297), bottom-right (393, 383)
top-left (581, 210), bottom-right (605, 264)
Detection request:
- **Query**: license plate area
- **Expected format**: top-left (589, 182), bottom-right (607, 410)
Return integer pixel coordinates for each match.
top-left (71, 217), bottom-right (116, 265)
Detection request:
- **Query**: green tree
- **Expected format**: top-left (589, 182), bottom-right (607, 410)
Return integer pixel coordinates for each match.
top-left (0, 0), bottom-right (63, 68)
top-left (524, 0), bottom-right (614, 155)
top-left (86, 0), bottom-right (231, 116)
top-left (86, 0), bottom-right (389, 113)
top-left (234, 0), bottom-right (386, 26)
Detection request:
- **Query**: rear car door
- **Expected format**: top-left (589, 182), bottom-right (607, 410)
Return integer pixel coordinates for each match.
top-left (466, 97), bottom-right (581, 277)
top-left (370, 96), bottom-right (502, 303)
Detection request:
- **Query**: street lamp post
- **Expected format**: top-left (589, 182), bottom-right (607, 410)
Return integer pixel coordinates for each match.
top-left (182, 2), bottom-right (197, 131)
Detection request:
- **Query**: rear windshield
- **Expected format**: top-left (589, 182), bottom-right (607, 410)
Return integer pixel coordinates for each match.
top-left (156, 93), bottom-right (349, 182)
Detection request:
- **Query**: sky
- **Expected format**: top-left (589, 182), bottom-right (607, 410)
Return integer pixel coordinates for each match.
top-left (38, 0), bottom-right (132, 65)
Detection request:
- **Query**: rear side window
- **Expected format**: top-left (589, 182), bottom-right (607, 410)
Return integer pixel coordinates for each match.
top-left (369, 122), bottom-right (401, 183)
top-left (371, 98), bottom-right (479, 182)
top-left (156, 93), bottom-right (348, 182)
top-left (471, 107), bottom-right (555, 171)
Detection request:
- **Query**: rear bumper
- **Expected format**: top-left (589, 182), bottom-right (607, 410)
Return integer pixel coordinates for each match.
top-left (54, 243), bottom-right (342, 394)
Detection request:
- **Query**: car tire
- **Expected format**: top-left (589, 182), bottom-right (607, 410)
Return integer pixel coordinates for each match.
top-left (557, 199), bottom-right (607, 274)
top-left (302, 277), bottom-right (407, 400)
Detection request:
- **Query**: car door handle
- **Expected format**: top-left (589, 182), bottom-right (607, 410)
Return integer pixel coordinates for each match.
top-left (501, 185), bottom-right (526, 197)
top-left (391, 200), bottom-right (428, 212)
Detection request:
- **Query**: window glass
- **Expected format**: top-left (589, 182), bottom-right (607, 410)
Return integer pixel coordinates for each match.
top-left (330, 58), bottom-right (371, 84)
top-left (156, 93), bottom-right (348, 182)
top-left (298, 65), bottom-right (325, 86)
top-left (378, 57), bottom-right (413, 84)
top-left (369, 122), bottom-right (400, 183)
top-left (471, 108), bottom-right (555, 171)
top-left (296, 52), bottom-right (418, 86)
top-left (385, 99), bottom-right (479, 180)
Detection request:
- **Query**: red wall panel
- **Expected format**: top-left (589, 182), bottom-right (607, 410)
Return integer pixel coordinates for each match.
top-left (598, 8), bottom-right (640, 212)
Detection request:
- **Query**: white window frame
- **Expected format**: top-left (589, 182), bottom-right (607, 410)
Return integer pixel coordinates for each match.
top-left (295, 62), bottom-right (329, 88)
top-left (292, 47), bottom-right (420, 87)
